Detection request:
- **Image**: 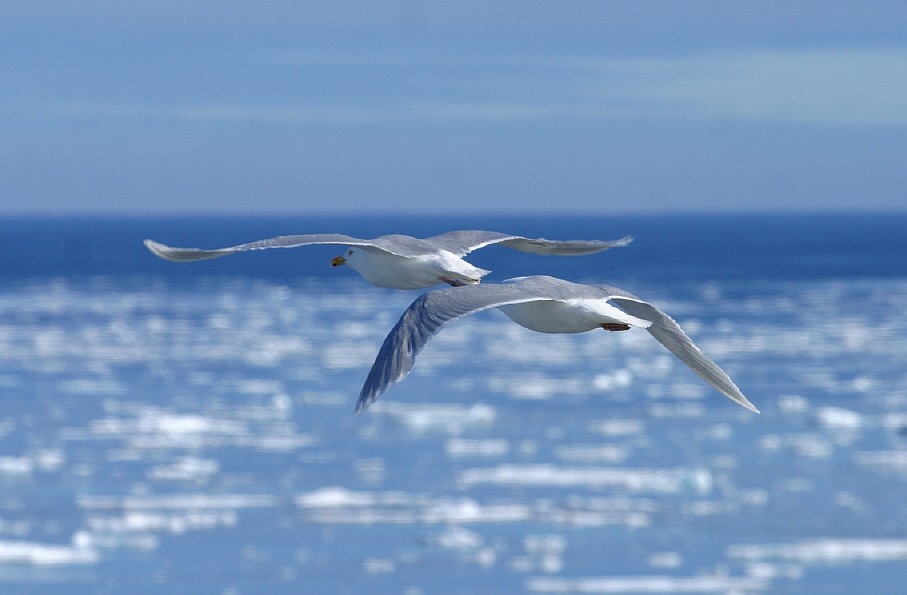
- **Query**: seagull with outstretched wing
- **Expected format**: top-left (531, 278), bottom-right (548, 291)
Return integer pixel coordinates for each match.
top-left (144, 231), bottom-right (632, 289)
top-left (356, 275), bottom-right (758, 414)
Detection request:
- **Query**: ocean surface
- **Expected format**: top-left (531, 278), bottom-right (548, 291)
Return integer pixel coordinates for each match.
top-left (1, 214), bottom-right (906, 594)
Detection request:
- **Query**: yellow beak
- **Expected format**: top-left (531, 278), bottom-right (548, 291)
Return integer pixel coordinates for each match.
top-left (331, 256), bottom-right (347, 267)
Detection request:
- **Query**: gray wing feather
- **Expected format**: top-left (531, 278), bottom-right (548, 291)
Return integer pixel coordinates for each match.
top-left (355, 284), bottom-right (544, 412)
top-left (144, 234), bottom-right (378, 262)
top-left (426, 230), bottom-right (633, 257)
top-left (609, 297), bottom-right (759, 413)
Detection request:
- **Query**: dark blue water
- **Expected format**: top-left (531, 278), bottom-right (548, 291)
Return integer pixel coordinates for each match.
top-left (1, 214), bottom-right (906, 593)
top-left (6, 213), bottom-right (907, 282)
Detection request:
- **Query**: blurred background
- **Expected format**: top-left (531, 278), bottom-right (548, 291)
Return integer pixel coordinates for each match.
top-left (2, 0), bottom-right (906, 217)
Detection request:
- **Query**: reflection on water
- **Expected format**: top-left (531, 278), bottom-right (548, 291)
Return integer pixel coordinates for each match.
top-left (0, 277), bottom-right (906, 592)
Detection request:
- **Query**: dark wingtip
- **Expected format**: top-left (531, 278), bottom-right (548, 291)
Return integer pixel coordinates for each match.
top-left (353, 392), bottom-right (373, 414)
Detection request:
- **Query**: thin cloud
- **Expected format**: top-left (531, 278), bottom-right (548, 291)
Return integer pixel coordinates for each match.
top-left (8, 47), bottom-right (905, 127)
top-left (572, 48), bottom-right (907, 126)
top-left (6, 102), bottom-right (401, 124)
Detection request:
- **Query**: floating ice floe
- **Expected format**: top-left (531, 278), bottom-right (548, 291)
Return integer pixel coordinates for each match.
top-left (377, 403), bottom-right (497, 434)
top-left (586, 419), bottom-right (644, 436)
top-left (295, 487), bottom-right (657, 528)
top-left (0, 539), bottom-right (99, 566)
top-left (728, 539), bottom-right (907, 564)
top-left (458, 464), bottom-right (713, 495)
top-left (78, 493), bottom-right (278, 511)
top-left (553, 444), bottom-right (629, 464)
top-left (527, 574), bottom-right (768, 593)
top-left (814, 406), bottom-right (862, 430)
top-left (445, 438), bottom-right (510, 458)
top-left (147, 456), bottom-right (220, 481)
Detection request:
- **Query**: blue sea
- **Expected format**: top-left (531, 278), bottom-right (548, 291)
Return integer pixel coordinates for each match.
top-left (1, 214), bottom-right (907, 594)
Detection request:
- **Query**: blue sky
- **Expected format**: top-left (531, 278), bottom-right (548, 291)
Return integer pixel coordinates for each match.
top-left (3, 1), bottom-right (906, 215)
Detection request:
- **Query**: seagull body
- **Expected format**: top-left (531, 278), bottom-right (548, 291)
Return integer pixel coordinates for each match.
top-left (356, 275), bottom-right (758, 414)
top-left (144, 231), bottom-right (632, 289)
top-left (332, 240), bottom-right (490, 289)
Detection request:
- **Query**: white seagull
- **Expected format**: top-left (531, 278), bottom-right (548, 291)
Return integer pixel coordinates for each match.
top-left (144, 231), bottom-right (632, 289)
top-left (356, 275), bottom-right (758, 413)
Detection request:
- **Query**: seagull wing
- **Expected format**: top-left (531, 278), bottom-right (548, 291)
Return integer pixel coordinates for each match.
top-left (425, 230), bottom-right (633, 257)
top-left (144, 234), bottom-right (382, 262)
top-left (608, 295), bottom-right (759, 413)
top-left (356, 283), bottom-right (544, 412)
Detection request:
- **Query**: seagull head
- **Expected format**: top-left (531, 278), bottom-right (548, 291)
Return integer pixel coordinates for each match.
top-left (331, 249), bottom-right (353, 267)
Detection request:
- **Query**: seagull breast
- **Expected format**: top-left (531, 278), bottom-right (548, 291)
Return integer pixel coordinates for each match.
top-left (497, 298), bottom-right (652, 334)
top-left (345, 247), bottom-right (488, 289)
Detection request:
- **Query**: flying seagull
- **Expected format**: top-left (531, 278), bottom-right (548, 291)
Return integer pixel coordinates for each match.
top-left (144, 231), bottom-right (632, 289)
top-left (356, 275), bottom-right (758, 413)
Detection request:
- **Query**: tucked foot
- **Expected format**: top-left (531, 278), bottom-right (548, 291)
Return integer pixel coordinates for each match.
top-left (441, 277), bottom-right (480, 287)
top-left (601, 323), bottom-right (631, 331)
